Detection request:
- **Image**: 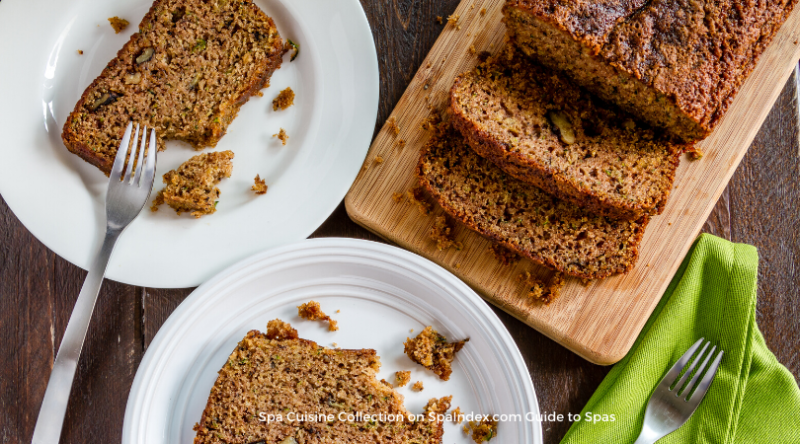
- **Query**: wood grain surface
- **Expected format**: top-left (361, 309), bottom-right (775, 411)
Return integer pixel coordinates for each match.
top-left (0, 2), bottom-right (797, 444)
top-left (344, 0), bottom-right (800, 365)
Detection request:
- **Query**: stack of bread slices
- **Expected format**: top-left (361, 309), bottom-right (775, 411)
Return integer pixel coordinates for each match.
top-left (417, 0), bottom-right (796, 280)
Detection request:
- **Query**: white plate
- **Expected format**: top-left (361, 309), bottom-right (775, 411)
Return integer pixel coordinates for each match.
top-left (122, 238), bottom-right (542, 444)
top-left (0, 0), bottom-right (378, 287)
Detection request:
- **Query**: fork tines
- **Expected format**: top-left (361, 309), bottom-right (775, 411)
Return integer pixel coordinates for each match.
top-left (111, 122), bottom-right (157, 186)
top-left (663, 338), bottom-right (724, 402)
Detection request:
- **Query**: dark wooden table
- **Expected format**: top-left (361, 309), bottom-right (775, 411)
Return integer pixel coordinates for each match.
top-left (2, 2), bottom-right (799, 443)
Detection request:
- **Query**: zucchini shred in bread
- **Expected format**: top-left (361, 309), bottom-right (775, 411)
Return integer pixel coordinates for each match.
top-left (502, 0), bottom-right (798, 142)
top-left (151, 150), bottom-right (233, 217)
top-left (417, 124), bottom-right (649, 279)
top-left (450, 48), bottom-right (682, 221)
top-left (62, 0), bottom-right (286, 174)
top-left (193, 320), bottom-right (450, 444)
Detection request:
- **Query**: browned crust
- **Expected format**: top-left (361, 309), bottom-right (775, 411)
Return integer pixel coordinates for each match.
top-left (450, 78), bottom-right (681, 220)
top-left (61, 0), bottom-right (286, 175)
top-left (415, 135), bottom-right (648, 280)
top-left (502, 0), bottom-right (798, 142)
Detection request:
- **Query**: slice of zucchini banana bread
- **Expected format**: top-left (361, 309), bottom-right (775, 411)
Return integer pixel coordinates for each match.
top-left (503, 0), bottom-right (798, 142)
top-left (417, 124), bottom-right (649, 279)
top-left (62, 0), bottom-right (286, 174)
top-left (451, 49), bottom-right (681, 221)
top-left (193, 320), bottom-right (449, 444)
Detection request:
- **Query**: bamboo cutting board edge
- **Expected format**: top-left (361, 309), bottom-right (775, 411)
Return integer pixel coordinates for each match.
top-left (345, 0), bottom-right (800, 365)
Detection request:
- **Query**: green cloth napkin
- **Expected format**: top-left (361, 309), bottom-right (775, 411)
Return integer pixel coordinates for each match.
top-left (561, 234), bottom-right (800, 443)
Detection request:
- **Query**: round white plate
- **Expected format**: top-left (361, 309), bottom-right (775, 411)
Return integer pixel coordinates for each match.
top-left (122, 238), bottom-right (542, 444)
top-left (0, 0), bottom-right (378, 287)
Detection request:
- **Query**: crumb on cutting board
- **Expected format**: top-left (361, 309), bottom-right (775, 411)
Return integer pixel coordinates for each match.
top-left (429, 216), bottom-right (462, 251)
top-left (490, 243), bottom-right (520, 266)
top-left (406, 187), bottom-right (431, 215)
top-left (386, 116), bottom-right (400, 136)
top-left (519, 271), bottom-right (566, 305)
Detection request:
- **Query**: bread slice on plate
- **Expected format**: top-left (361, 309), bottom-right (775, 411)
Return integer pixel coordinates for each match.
top-left (62, 0), bottom-right (286, 175)
top-left (417, 123), bottom-right (649, 280)
top-left (450, 49), bottom-right (681, 221)
top-left (502, 0), bottom-right (798, 142)
top-left (193, 319), bottom-right (451, 444)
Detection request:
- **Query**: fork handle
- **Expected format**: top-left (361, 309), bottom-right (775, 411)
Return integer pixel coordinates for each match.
top-left (30, 228), bottom-right (121, 444)
top-left (633, 425), bottom-right (661, 444)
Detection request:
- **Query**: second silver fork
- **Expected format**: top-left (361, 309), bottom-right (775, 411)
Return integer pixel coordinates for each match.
top-left (31, 123), bottom-right (157, 444)
top-left (634, 338), bottom-right (724, 444)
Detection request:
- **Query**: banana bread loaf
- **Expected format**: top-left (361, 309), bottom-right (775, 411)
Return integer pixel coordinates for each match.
top-left (503, 0), bottom-right (798, 142)
top-left (417, 124), bottom-right (649, 279)
top-left (193, 320), bottom-right (450, 444)
top-left (451, 49), bottom-right (681, 220)
top-left (63, 0), bottom-right (285, 174)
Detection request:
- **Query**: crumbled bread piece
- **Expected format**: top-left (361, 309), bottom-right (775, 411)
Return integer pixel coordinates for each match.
top-left (425, 396), bottom-right (452, 416)
top-left (490, 243), bottom-right (520, 266)
top-left (332, 342), bottom-right (338, 347)
top-left (429, 216), bottom-right (463, 251)
top-left (151, 151), bottom-right (234, 218)
top-left (452, 407), bottom-right (464, 424)
top-left (480, 7), bottom-right (486, 15)
top-left (519, 272), bottom-right (566, 304)
top-left (397, 139), bottom-right (406, 149)
top-left (466, 417), bottom-right (498, 443)
top-left (412, 381), bottom-right (424, 392)
top-left (395, 371), bottom-right (411, 387)
top-left (273, 128), bottom-right (288, 145)
top-left (469, 44), bottom-right (477, 55)
top-left (436, 16), bottom-right (444, 24)
top-left (335, 309), bottom-right (340, 313)
top-left (421, 114), bottom-right (442, 132)
top-left (374, 155), bottom-right (384, 164)
top-left (404, 326), bottom-right (469, 381)
top-left (272, 87), bottom-right (295, 110)
top-left (252, 174), bottom-right (268, 195)
top-left (448, 14), bottom-right (460, 27)
top-left (108, 17), bottom-right (129, 33)
top-left (386, 116), bottom-right (400, 136)
top-left (687, 146), bottom-right (704, 160)
top-left (266, 318), bottom-right (298, 340)
top-left (77, 50), bottom-right (84, 55)
top-left (297, 300), bottom-right (338, 331)
top-left (407, 187), bottom-right (431, 215)
top-left (392, 192), bottom-right (404, 203)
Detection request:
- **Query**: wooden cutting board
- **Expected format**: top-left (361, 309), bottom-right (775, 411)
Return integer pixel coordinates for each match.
top-left (345, 0), bottom-right (800, 365)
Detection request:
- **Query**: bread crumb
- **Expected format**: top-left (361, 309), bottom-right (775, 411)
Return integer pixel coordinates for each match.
top-left (273, 128), bottom-right (288, 145)
top-left (252, 175), bottom-right (268, 195)
top-left (452, 407), bottom-right (463, 424)
top-left (272, 87), bottom-right (295, 111)
top-left (420, 114), bottom-right (442, 132)
top-left (255, 91), bottom-right (264, 97)
top-left (447, 14), bottom-right (460, 27)
top-left (108, 17), bottom-right (129, 33)
top-left (387, 116), bottom-right (400, 136)
top-left (469, 44), bottom-right (477, 55)
top-left (455, 263), bottom-right (460, 268)
top-left (151, 151), bottom-right (233, 217)
top-left (490, 243), bottom-right (520, 266)
top-left (297, 301), bottom-right (338, 331)
top-left (436, 16), bottom-right (444, 24)
top-left (686, 146), bottom-right (704, 160)
top-left (519, 272), bottom-right (566, 305)
top-left (77, 50), bottom-right (84, 55)
top-left (395, 371), bottom-right (411, 387)
top-left (374, 155), bottom-right (384, 164)
top-left (466, 417), bottom-right (498, 443)
top-left (407, 187), bottom-right (431, 215)
top-left (580, 278), bottom-right (593, 286)
top-left (397, 139), bottom-right (406, 149)
top-left (332, 342), bottom-right (338, 347)
top-left (409, 328), bottom-right (414, 333)
top-left (335, 310), bottom-right (340, 313)
top-left (392, 192), bottom-right (404, 203)
top-left (429, 216), bottom-right (463, 251)
top-left (411, 381), bottom-right (424, 392)
top-left (404, 326), bottom-right (469, 381)
top-left (480, 7), bottom-right (487, 15)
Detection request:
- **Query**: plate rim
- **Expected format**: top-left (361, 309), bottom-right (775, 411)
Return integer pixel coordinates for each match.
top-left (122, 237), bottom-right (543, 444)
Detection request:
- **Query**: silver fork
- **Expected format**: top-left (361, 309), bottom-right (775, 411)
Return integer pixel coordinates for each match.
top-left (633, 338), bottom-right (724, 444)
top-left (31, 123), bottom-right (157, 444)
